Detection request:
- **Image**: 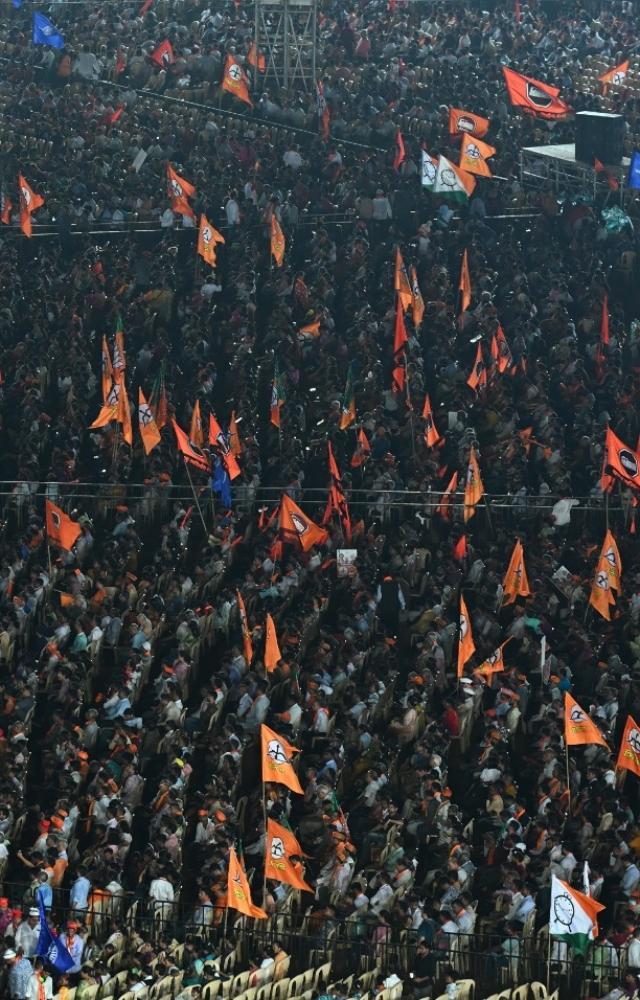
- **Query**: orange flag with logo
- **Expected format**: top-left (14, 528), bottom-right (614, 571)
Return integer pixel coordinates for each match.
top-left (227, 847), bottom-right (267, 919)
top-left (448, 107), bottom-right (490, 138)
top-left (589, 558), bottom-right (616, 620)
top-left (394, 248), bottom-right (412, 313)
top-left (264, 613), bottom-right (281, 673)
top-left (236, 590), bottom-right (253, 664)
top-left (270, 215), bottom-right (285, 267)
top-left (190, 400), bottom-right (204, 448)
top-left (222, 53), bottom-right (253, 106)
top-left (467, 343), bottom-right (487, 393)
top-left (599, 529), bottom-right (622, 593)
top-left (209, 414), bottom-right (241, 481)
top-left (45, 500), bottom-right (82, 552)
top-left (617, 715), bottom-right (640, 777)
top-left (117, 373), bottom-right (133, 446)
top-left (138, 388), bottom-right (161, 455)
top-left (502, 539), bottom-right (531, 605)
top-left (459, 133), bottom-right (496, 178)
top-left (265, 819), bottom-right (313, 891)
top-left (166, 163), bottom-right (195, 219)
top-left (410, 265), bottom-right (425, 328)
top-left (261, 724), bottom-right (304, 793)
top-left (459, 249), bottom-right (472, 312)
top-left (457, 594), bottom-right (475, 677)
top-left (197, 213), bottom-right (225, 267)
top-left (463, 445), bottom-right (484, 522)
top-left (278, 494), bottom-right (328, 551)
top-left (422, 394), bottom-right (441, 448)
top-left (564, 693), bottom-right (608, 748)
top-left (18, 174), bottom-right (44, 237)
top-left (101, 336), bottom-right (113, 404)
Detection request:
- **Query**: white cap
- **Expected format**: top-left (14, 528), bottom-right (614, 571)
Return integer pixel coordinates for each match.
top-left (3, 949), bottom-right (16, 960)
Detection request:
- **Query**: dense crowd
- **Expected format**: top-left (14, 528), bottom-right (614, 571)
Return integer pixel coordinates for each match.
top-left (1, 0), bottom-right (640, 998)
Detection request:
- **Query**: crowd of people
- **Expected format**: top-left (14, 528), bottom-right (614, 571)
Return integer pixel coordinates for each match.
top-left (0, 0), bottom-right (640, 998)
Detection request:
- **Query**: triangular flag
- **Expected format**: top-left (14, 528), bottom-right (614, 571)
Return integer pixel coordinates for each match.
top-left (261, 724), bottom-right (303, 793)
top-left (278, 494), bottom-right (328, 552)
top-left (459, 133), bottom-right (496, 178)
top-left (265, 819), bottom-right (313, 892)
top-left (616, 715), bottom-right (640, 778)
top-left (502, 539), bottom-right (531, 605)
top-left (138, 388), bottom-right (161, 455)
top-left (227, 847), bottom-right (267, 919)
top-left (264, 613), bottom-right (281, 673)
top-left (459, 249), bottom-right (472, 312)
top-left (564, 692), bottom-right (608, 748)
top-left (463, 445), bottom-right (484, 522)
top-left (422, 394), bottom-right (442, 448)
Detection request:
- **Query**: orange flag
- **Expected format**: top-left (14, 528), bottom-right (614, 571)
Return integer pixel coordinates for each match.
top-left (270, 215), bottom-right (285, 267)
top-left (261, 724), bottom-right (304, 793)
top-left (394, 248), bottom-right (412, 313)
top-left (422, 394), bottom-right (441, 448)
top-left (166, 163), bottom-right (195, 219)
top-left (117, 373), bottom-right (133, 446)
top-left (229, 411), bottom-right (243, 456)
top-left (600, 294), bottom-right (610, 346)
top-left (89, 379), bottom-right (120, 431)
top-left (457, 594), bottom-right (475, 677)
top-left (599, 59), bottom-right (629, 95)
top-left (45, 500), bottom-right (82, 552)
top-left (589, 560), bottom-right (616, 620)
top-left (459, 133), bottom-right (496, 178)
top-left (599, 529), bottom-right (622, 593)
top-left (463, 445), bottom-right (484, 522)
top-left (617, 715), bottom-right (640, 777)
top-left (351, 428), bottom-right (371, 468)
top-left (436, 471), bottom-right (458, 520)
top-left (222, 54), bottom-right (253, 106)
top-left (392, 295), bottom-right (408, 394)
top-left (502, 539), bottom-right (531, 605)
top-left (18, 174), bottom-right (44, 238)
top-left (459, 249), bottom-right (471, 312)
top-left (197, 214), bottom-right (225, 267)
top-left (278, 494), bottom-right (328, 551)
top-left (138, 388), bottom-right (161, 455)
top-left (410, 265), bottom-right (424, 328)
top-left (227, 847), bottom-right (267, 919)
top-left (448, 107), bottom-right (490, 138)
top-left (494, 324), bottom-right (512, 373)
top-left (172, 419), bottom-right (211, 473)
top-left (236, 590), bottom-right (253, 664)
top-left (467, 343), bottom-right (487, 393)
top-left (564, 693), bottom-right (608, 748)
top-left (209, 414), bottom-right (241, 480)
top-left (264, 613), bottom-right (281, 673)
top-left (265, 819), bottom-right (313, 891)
top-left (190, 400), bottom-right (204, 448)
top-left (101, 336), bottom-right (113, 404)
top-left (601, 426), bottom-right (640, 492)
top-left (247, 42), bottom-right (266, 72)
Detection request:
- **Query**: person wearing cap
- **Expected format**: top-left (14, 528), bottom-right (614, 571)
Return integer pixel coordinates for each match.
top-left (4, 947), bottom-right (33, 1000)
top-left (0, 898), bottom-right (12, 937)
top-left (58, 922), bottom-right (84, 974)
top-left (14, 909), bottom-right (40, 959)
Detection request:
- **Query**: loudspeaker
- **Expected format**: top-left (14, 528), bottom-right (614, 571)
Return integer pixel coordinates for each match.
top-left (575, 111), bottom-right (624, 166)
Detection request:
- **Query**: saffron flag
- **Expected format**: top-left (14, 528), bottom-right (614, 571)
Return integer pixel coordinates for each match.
top-left (599, 59), bottom-right (629, 95)
top-left (227, 847), bottom-right (267, 919)
top-left (410, 265), bottom-right (424, 327)
top-left (600, 295), bottom-right (610, 346)
top-left (116, 373), bottom-right (133, 446)
top-left (18, 174), bottom-right (44, 238)
top-left (222, 54), bottom-right (253, 106)
top-left (475, 640), bottom-right (510, 680)
top-left (264, 613), bottom-right (281, 673)
top-left (324, 443), bottom-right (351, 542)
top-left (209, 414), bottom-right (241, 480)
top-left (467, 343), bottom-right (487, 393)
top-left (171, 419), bottom-right (211, 473)
top-left (549, 874), bottom-right (605, 956)
top-left (138, 388), bottom-right (161, 455)
top-left (452, 534), bottom-right (468, 563)
top-left (602, 426), bottom-right (640, 491)
top-left (459, 249), bottom-right (472, 312)
top-left (589, 557), bottom-right (616, 620)
top-left (448, 107), bottom-right (490, 138)
top-left (261, 724), bottom-right (304, 793)
top-left (436, 471), bottom-right (458, 519)
top-left (265, 819), bottom-right (313, 892)
top-left (247, 42), bottom-right (266, 72)
top-left (493, 324), bottom-right (512, 373)
top-left (167, 163), bottom-right (195, 220)
top-left (394, 249), bottom-right (413, 313)
top-left (351, 428), bottom-right (371, 468)
top-left (457, 594), bottom-right (475, 677)
top-left (463, 445), bottom-right (484, 522)
top-left (113, 318), bottom-right (125, 373)
top-left (460, 133), bottom-right (496, 178)
top-left (434, 156), bottom-right (476, 200)
top-left (594, 158), bottom-right (619, 192)
top-left (393, 130), bottom-right (406, 172)
top-left (617, 715), bottom-right (640, 778)
top-left (599, 529), bottom-right (622, 593)
top-left (502, 539), bottom-right (531, 604)
top-left (236, 590), bottom-right (253, 664)
top-left (45, 500), bottom-right (81, 552)
top-left (422, 394), bottom-right (441, 448)
top-left (271, 215), bottom-right (285, 267)
top-left (564, 693), bottom-right (608, 748)
top-left (502, 66), bottom-right (572, 118)
top-left (270, 360), bottom-right (285, 429)
top-left (190, 400), bottom-right (204, 448)
top-left (391, 295), bottom-right (408, 394)
top-left (278, 494), bottom-right (328, 552)
top-left (101, 336), bottom-right (113, 404)
top-left (150, 38), bottom-right (175, 68)
top-left (1, 192), bottom-right (13, 225)
top-left (339, 364), bottom-right (356, 431)
top-left (197, 214), bottom-right (225, 267)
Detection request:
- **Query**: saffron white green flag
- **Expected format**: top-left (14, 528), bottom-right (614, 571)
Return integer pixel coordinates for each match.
top-left (421, 149), bottom-right (438, 190)
top-left (433, 155), bottom-right (476, 201)
top-left (549, 874), bottom-right (605, 955)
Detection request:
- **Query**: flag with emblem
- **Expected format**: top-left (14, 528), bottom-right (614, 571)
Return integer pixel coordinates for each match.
top-left (270, 215), bottom-right (285, 267)
top-left (460, 133), bottom-right (496, 178)
top-left (420, 149), bottom-right (438, 189)
top-left (150, 38), bottom-right (175, 68)
top-left (270, 359), bottom-right (285, 429)
top-left (209, 414), bottom-right (241, 480)
top-left (264, 613), bottom-right (281, 673)
top-left (197, 213), bottom-right (225, 267)
top-left (564, 693), bottom-right (608, 748)
top-left (599, 59), bottom-right (629, 96)
top-left (339, 364), bottom-right (356, 431)
top-left (492, 324), bottom-right (512, 374)
top-left (227, 847), bottom-right (267, 919)
top-left (457, 594), bottom-right (476, 677)
top-left (394, 248), bottom-right (412, 313)
top-left (434, 156), bottom-right (476, 201)
top-left (589, 531), bottom-right (620, 620)
top-left (617, 715), bottom-right (640, 778)
top-left (166, 163), bottom-right (195, 219)
top-left (448, 107), bottom-right (490, 138)
top-left (391, 296), bottom-right (408, 394)
top-left (463, 445), bottom-right (484, 522)
top-left (138, 388), bottom-right (161, 455)
top-left (222, 53), bottom-right (253, 106)
top-left (502, 67), bottom-right (572, 118)
top-left (502, 539), bottom-right (531, 604)
top-left (475, 640), bottom-right (510, 681)
top-left (467, 343), bottom-right (486, 393)
top-left (18, 173), bottom-right (44, 238)
top-left (409, 265), bottom-right (424, 328)
top-left (113, 316), bottom-right (125, 373)
top-left (278, 494), bottom-right (328, 552)
top-left (101, 336), bottom-right (113, 403)
top-left (602, 427), bottom-right (640, 491)
top-left (45, 500), bottom-right (81, 552)
top-left (236, 590), bottom-right (253, 664)
top-left (265, 819), bottom-right (312, 891)
top-left (550, 874), bottom-right (605, 955)
top-left (172, 419), bottom-right (211, 473)
top-left (261, 724), bottom-right (304, 793)
top-left (422, 394), bottom-right (441, 448)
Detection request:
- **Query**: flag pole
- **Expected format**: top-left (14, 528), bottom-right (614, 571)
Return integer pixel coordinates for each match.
top-left (261, 784), bottom-right (269, 914)
top-left (565, 744), bottom-right (571, 813)
top-left (182, 457), bottom-right (209, 536)
top-left (546, 924), bottom-right (552, 993)
top-left (482, 494), bottom-right (495, 537)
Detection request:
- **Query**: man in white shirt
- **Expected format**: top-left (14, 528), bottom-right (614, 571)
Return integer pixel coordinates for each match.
top-left (14, 911), bottom-right (40, 959)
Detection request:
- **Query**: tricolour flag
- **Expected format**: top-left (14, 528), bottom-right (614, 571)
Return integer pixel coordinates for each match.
top-left (434, 156), bottom-right (476, 201)
top-left (550, 874), bottom-right (604, 955)
top-left (421, 150), bottom-right (438, 190)
top-left (339, 364), bottom-right (356, 431)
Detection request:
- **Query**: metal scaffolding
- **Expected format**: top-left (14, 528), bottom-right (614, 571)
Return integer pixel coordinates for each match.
top-left (520, 142), bottom-right (629, 203)
top-left (254, 0), bottom-right (317, 92)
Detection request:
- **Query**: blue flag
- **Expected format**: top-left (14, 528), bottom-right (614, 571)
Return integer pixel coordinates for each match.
top-left (12, 0), bottom-right (22, 8)
top-left (211, 458), bottom-right (232, 510)
top-left (628, 150), bottom-right (640, 190)
top-left (32, 12), bottom-right (65, 48)
top-left (35, 896), bottom-right (74, 973)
